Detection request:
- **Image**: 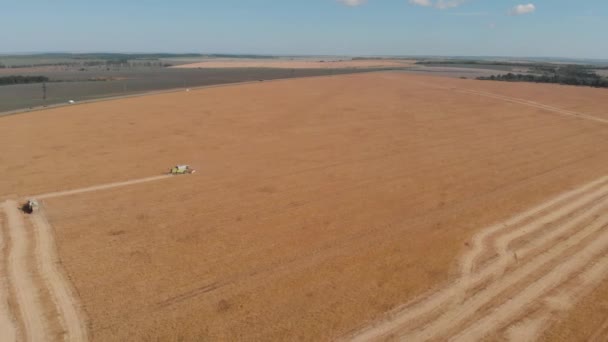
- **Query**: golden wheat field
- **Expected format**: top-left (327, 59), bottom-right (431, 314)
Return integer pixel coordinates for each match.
top-left (1, 72), bottom-right (608, 341)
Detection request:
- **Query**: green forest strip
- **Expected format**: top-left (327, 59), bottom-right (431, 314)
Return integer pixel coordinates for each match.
top-left (0, 53), bottom-right (280, 68)
top-left (417, 60), bottom-right (608, 70)
top-left (0, 76), bottom-right (50, 86)
top-left (477, 65), bottom-right (608, 88)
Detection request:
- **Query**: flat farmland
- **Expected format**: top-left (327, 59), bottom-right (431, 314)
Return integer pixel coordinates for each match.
top-left (171, 58), bottom-right (415, 69)
top-left (2, 72), bottom-right (608, 341)
top-left (0, 67), bottom-right (377, 113)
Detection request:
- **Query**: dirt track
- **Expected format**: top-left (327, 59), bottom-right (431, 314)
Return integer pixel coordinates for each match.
top-left (349, 175), bottom-right (608, 341)
top-left (0, 209), bottom-right (17, 341)
top-left (458, 88), bottom-right (608, 125)
top-left (411, 80), bottom-right (608, 125)
top-left (30, 209), bottom-right (88, 342)
top-left (589, 317), bottom-right (608, 342)
top-left (0, 174), bottom-right (178, 341)
top-left (3, 200), bottom-right (47, 341)
top-left (34, 175), bottom-right (173, 200)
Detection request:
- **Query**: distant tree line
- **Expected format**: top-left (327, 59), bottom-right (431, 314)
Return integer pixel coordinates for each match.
top-left (0, 60), bottom-right (169, 70)
top-left (0, 75), bottom-right (50, 85)
top-left (417, 60), bottom-right (543, 68)
top-left (0, 62), bottom-right (70, 69)
top-left (1, 53), bottom-right (294, 69)
top-left (418, 59), bottom-right (608, 71)
top-left (203, 54), bottom-right (277, 59)
top-left (69, 53), bottom-right (203, 59)
top-left (478, 65), bottom-right (608, 88)
top-left (353, 57), bottom-right (412, 60)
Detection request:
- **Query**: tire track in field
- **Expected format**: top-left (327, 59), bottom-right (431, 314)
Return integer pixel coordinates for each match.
top-left (465, 179), bottom-right (608, 277)
top-left (347, 175), bottom-right (608, 341)
top-left (30, 208), bottom-right (88, 342)
top-left (589, 316), bottom-right (608, 342)
top-left (0, 174), bottom-right (180, 341)
top-left (452, 232), bottom-right (608, 341)
top-left (2, 200), bottom-right (47, 342)
top-left (33, 174), bottom-right (173, 200)
top-left (460, 175), bottom-right (608, 277)
top-left (458, 89), bottom-right (608, 125)
top-left (410, 80), bottom-right (608, 125)
top-left (0, 209), bottom-right (17, 342)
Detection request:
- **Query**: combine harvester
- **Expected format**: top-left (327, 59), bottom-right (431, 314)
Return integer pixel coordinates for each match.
top-left (21, 199), bottom-right (39, 214)
top-left (169, 164), bottom-right (196, 175)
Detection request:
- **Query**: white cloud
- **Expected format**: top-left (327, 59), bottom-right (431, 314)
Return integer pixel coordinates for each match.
top-left (337, 0), bottom-right (367, 7)
top-left (409, 0), bottom-right (467, 10)
top-left (509, 3), bottom-right (536, 16)
top-left (435, 0), bottom-right (466, 10)
top-left (408, 0), bottom-right (432, 7)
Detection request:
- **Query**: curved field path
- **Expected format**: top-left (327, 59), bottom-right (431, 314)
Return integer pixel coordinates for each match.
top-left (0, 174), bottom-right (175, 341)
top-left (3, 200), bottom-right (47, 342)
top-left (458, 89), bottom-right (608, 125)
top-left (348, 175), bottom-right (608, 341)
top-left (30, 209), bottom-right (89, 342)
top-left (0, 209), bottom-right (17, 342)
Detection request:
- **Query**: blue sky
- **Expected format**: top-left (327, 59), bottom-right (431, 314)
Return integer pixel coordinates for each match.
top-left (1, 0), bottom-right (607, 59)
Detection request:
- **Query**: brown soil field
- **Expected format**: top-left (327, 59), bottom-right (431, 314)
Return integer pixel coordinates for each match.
top-left (171, 58), bottom-right (414, 69)
top-left (1, 72), bottom-right (608, 341)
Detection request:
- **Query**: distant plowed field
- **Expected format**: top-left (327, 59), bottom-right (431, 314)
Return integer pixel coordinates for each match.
top-left (1, 72), bottom-right (608, 341)
top-left (171, 58), bottom-right (414, 69)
